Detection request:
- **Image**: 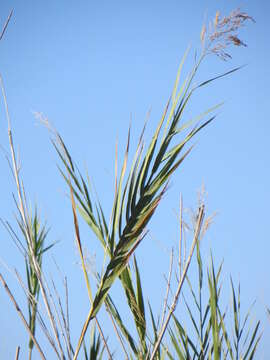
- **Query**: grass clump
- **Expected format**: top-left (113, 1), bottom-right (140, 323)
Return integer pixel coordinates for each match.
top-left (0, 8), bottom-right (259, 360)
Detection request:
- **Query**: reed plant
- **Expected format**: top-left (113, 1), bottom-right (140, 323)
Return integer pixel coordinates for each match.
top-left (0, 8), bottom-right (259, 360)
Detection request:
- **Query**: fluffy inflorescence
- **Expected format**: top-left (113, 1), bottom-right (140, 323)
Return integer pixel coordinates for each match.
top-left (201, 8), bottom-right (255, 60)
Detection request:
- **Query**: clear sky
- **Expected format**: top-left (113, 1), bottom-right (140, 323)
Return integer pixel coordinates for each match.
top-left (0, 0), bottom-right (269, 359)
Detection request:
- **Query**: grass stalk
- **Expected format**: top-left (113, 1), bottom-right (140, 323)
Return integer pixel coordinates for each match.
top-left (69, 180), bottom-right (113, 359)
top-left (15, 346), bottom-right (20, 360)
top-left (0, 75), bottom-right (64, 359)
top-left (0, 274), bottom-right (46, 360)
top-left (150, 204), bottom-right (205, 360)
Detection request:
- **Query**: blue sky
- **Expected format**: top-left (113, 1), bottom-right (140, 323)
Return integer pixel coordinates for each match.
top-left (0, 0), bottom-right (269, 358)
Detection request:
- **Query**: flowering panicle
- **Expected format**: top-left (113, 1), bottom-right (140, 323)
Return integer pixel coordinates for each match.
top-left (201, 8), bottom-right (255, 60)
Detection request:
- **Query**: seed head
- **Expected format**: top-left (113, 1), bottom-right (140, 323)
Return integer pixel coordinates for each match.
top-left (201, 8), bottom-right (255, 60)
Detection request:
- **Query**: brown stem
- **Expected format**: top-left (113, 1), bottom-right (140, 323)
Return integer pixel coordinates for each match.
top-left (0, 9), bottom-right (13, 41)
top-left (15, 346), bottom-right (20, 360)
